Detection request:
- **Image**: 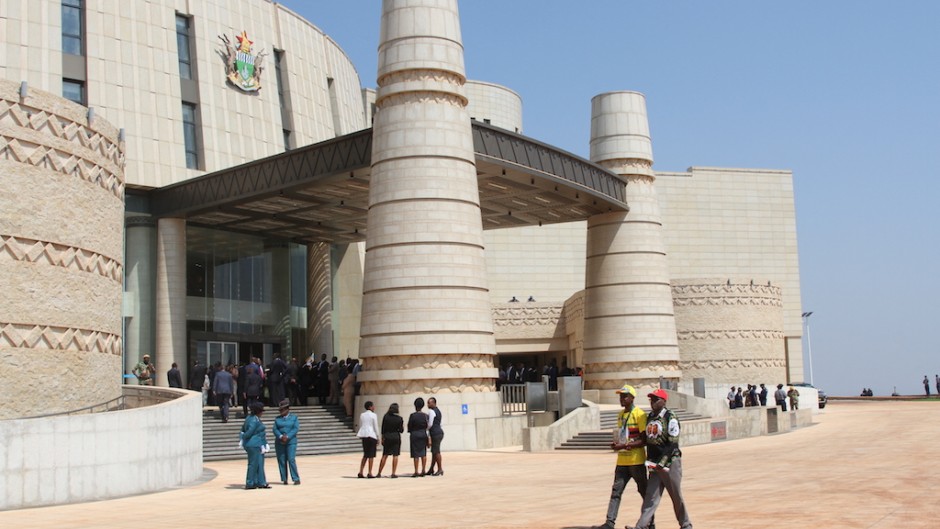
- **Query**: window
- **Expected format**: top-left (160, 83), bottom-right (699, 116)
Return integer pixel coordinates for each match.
top-left (62, 0), bottom-right (84, 56)
top-left (62, 79), bottom-right (84, 105)
top-left (274, 50), bottom-right (286, 109)
top-left (176, 14), bottom-right (193, 80)
top-left (182, 102), bottom-right (199, 169)
top-left (275, 49), bottom-right (293, 148)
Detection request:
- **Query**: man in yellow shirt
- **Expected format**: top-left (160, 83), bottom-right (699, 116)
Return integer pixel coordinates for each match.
top-left (595, 384), bottom-right (652, 529)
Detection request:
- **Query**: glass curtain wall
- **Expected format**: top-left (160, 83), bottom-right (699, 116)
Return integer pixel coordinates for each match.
top-left (186, 226), bottom-right (307, 367)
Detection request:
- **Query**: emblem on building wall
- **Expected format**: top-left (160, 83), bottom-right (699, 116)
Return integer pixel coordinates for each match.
top-left (219, 30), bottom-right (267, 92)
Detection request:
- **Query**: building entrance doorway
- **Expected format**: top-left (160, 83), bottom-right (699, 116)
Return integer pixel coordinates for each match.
top-left (207, 341), bottom-right (238, 367)
top-left (190, 331), bottom-right (287, 369)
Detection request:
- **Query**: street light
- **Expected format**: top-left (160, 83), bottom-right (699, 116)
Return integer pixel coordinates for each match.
top-left (802, 311), bottom-right (814, 386)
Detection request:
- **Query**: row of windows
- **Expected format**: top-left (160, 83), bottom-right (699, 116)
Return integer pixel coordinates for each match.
top-left (58, 4), bottom-right (295, 171)
top-left (62, 0), bottom-right (83, 56)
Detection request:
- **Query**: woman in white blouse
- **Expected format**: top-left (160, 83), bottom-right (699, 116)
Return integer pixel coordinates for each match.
top-left (356, 400), bottom-right (379, 478)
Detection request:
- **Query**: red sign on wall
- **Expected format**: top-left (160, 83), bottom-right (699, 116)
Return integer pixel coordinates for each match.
top-left (710, 421), bottom-right (727, 441)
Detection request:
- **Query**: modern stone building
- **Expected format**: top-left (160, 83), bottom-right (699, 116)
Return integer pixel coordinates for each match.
top-left (1, 0), bottom-right (803, 439)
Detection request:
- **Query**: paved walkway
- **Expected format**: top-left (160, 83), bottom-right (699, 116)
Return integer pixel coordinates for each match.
top-left (3, 400), bottom-right (938, 528)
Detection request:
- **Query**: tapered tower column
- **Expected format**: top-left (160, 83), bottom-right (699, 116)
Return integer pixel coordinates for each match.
top-left (154, 218), bottom-right (187, 387)
top-left (358, 0), bottom-right (500, 449)
top-left (583, 91), bottom-right (680, 401)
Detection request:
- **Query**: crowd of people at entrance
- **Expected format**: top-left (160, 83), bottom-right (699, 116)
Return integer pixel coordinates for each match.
top-left (725, 383), bottom-right (801, 411)
top-left (179, 354), bottom-right (366, 422)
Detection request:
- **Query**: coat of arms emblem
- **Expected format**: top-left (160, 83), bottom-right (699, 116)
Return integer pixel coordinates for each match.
top-left (219, 30), bottom-right (267, 92)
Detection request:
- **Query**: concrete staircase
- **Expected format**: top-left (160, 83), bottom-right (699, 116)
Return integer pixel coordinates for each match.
top-left (556, 408), bottom-right (709, 451)
top-left (203, 404), bottom-right (360, 461)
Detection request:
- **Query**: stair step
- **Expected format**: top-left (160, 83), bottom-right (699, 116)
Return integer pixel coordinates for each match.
top-left (203, 404), bottom-right (358, 461)
top-left (565, 407), bottom-right (712, 451)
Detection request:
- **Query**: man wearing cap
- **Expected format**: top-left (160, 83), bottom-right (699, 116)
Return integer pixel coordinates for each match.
top-left (595, 384), bottom-right (650, 529)
top-left (132, 354), bottom-right (155, 386)
top-left (627, 389), bottom-right (692, 529)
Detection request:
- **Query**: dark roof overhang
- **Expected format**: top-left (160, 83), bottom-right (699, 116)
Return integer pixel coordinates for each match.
top-left (149, 121), bottom-right (628, 244)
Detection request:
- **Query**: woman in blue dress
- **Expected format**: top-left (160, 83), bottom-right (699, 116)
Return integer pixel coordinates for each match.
top-left (273, 399), bottom-right (300, 485)
top-left (240, 401), bottom-right (270, 489)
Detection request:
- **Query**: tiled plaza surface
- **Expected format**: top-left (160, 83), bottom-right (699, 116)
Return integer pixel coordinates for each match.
top-left (2, 400), bottom-right (937, 528)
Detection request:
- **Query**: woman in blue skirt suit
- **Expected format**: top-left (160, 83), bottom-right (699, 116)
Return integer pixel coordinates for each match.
top-left (240, 401), bottom-right (270, 489)
top-left (273, 399), bottom-right (300, 485)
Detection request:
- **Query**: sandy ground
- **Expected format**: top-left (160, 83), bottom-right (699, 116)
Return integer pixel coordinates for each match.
top-left (2, 400), bottom-right (938, 529)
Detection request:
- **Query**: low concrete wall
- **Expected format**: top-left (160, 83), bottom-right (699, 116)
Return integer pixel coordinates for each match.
top-left (0, 386), bottom-right (202, 510)
top-left (523, 401), bottom-right (600, 452)
top-left (476, 411), bottom-right (558, 449)
top-left (476, 414), bottom-right (528, 449)
top-left (669, 390), bottom-right (814, 446)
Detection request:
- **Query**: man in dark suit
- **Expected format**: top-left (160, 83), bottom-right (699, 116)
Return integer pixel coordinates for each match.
top-left (189, 359), bottom-right (207, 393)
top-left (167, 362), bottom-right (183, 388)
top-left (268, 355), bottom-right (288, 407)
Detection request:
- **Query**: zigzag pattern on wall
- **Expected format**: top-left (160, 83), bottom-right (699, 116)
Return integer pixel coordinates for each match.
top-left (0, 322), bottom-right (121, 355)
top-left (672, 283), bottom-right (781, 296)
top-left (0, 235), bottom-right (122, 282)
top-left (0, 100), bottom-right (124, 165)
top-left (586, 377), bottom-right (666, 390)
top-left (0, 99), bottom-right (125, 199)
top-left (367, 354), bottom-right (494, 371)
top-left (677, 330), bottom-right (784, 340)
top-left (363, 378), bottom-right (496, 395)
top-left (0, 137), bottom-right (124, 199)
top-left (584, 361), bottom-right (681, 375)
top-left (673, 296), bottom-right (783, 307)
top-left (492, 304), bottom-right (562, 327)
top-left (679, 358), bottom-right (787, 370)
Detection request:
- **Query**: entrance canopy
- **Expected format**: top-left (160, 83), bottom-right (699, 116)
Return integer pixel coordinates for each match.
top-left (150, 122), bottom-right (628, 244)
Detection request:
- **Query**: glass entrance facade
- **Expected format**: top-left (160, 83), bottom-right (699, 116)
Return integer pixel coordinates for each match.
top-left (185, 226), bottom-right (307, 367)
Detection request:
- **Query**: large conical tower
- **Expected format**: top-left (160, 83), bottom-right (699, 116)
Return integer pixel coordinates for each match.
top-left (583, 91), bottom-right (681, 401)
top-left (357, 0), bottom-right (500, 449)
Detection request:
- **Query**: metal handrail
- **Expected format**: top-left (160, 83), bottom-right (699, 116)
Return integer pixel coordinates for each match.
top-left (9, 385), bottom-right (184, 420)
top-left (13, 395), bottom-right (127, 420)
top-left (500, 384), bottom-right (527, 415)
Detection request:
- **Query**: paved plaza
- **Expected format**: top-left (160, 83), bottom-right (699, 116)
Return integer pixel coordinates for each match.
top-left (2, 400), bottom-right (938, 528)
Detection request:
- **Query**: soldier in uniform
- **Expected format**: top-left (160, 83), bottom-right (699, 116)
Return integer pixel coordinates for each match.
top-left (132, 354), bottom-right (155, 385)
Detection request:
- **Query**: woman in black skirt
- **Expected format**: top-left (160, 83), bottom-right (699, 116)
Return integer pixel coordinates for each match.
top-left (376, 402), bottom-right (404, 478)
top-left (407, 397), bottom-right (430, 477)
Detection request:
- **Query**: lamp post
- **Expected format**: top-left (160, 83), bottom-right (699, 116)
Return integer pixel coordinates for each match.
top-left (802, 311), bottom-right (814, 385)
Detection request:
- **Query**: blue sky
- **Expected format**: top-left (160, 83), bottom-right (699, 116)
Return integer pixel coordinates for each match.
top-left (283, 1), bottom-right (940, 397)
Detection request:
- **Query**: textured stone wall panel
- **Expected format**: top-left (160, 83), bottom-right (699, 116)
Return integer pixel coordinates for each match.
top-left (0, 80), bottom-right (124, 419)
top-left (673, 279), bottom-right (786, 385)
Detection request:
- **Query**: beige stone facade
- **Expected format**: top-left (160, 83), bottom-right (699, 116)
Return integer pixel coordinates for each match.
top-left (657, 167), bottom-right (804, 382)
top-left (0, 80), bottom-right (124, 419)
top-left (1, 0), bottom-right (366, 189)
top-left (357, 0), bottom-right (501, 449)
top-left (0, 0), bottom-right (806, 426)
top-left (465, 80), bottom-right (523, 133)
top-left (672, 279), bottom-right (787, 388)
top-left (583, 92), bottom-right (681, 399)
